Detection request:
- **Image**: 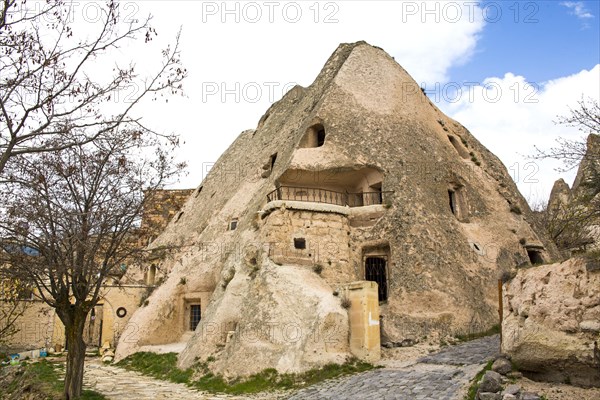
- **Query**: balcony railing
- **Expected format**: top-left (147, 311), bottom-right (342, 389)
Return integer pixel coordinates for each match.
top-left (266, 186), bottom-right (392, 207)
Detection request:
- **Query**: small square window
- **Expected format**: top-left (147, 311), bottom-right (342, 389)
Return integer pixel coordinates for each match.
top-left (229, 219), bottom-right (238, 230)
top-left (294, 238), bottom-right (306, 249)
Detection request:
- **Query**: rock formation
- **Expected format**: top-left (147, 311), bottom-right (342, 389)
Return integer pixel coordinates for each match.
top-left (502, 258), bottom-right (600, 387)
top-left (573, 134), bottom-right (600, 199)
top-left (545, 134), bottom-right (600, 254)
top-left (115, 41), bottom-right (559, 376)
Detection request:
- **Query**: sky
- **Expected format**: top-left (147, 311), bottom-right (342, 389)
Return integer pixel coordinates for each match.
top-left (57, 1), bottom-right (600, 205)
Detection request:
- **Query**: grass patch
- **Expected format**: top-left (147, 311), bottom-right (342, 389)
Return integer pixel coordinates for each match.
top-left (116, 352), bottom-right (193, 384)
top-left (0, 359), bottom-right (106, 400)
top-left (464, 360), bottom-right (493, 400)
top-left (117, 352), bottom-right (375, 395)
top-left (455, 324), bottom-right (500, 343)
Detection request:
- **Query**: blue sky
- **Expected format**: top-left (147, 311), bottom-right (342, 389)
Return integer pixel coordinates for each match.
top-left (450, 1), bottom-right (600, 84)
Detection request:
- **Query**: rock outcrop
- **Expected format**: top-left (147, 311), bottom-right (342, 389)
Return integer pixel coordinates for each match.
top-left (502, 258), bottom-right (600, 387)
top-left (115, 41), bottom-right (559, 376)
top-left (545, 134), bottom-right (600, 254)
top-left (573, 134), bottom-right (600, 199)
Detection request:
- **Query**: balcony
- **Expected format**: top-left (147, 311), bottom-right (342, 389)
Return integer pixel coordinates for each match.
top-left (266, 186), bottom-right (392, 207)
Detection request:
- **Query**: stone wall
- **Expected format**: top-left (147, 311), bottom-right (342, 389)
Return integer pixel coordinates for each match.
top-left (262, 205), bottom-right (353, 287)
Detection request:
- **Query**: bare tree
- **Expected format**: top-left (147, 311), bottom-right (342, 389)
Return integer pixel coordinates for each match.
top-left (534, 97), bottom-right (600, 252)
top-left (0, 275), bottom-right (30, 347)
top-left (535, 97), bottom-right (600, 171)
top-left (0, 129), bottom-right (184, 398)
top-left (0, 0), bottom-right (186, 175)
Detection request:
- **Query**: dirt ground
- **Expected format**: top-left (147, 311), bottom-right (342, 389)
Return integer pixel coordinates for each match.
top-left (516, 377), bottom-right (600, 400)
top-left (378, 341), bottom-right (441, 368)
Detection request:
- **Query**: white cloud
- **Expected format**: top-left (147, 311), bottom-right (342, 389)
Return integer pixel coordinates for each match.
top-left (561, 2), bottom-right (595, 20)
top-left (441, 65), bottom-right (600, 206)
top-left (122, 1), bottom-right (487, 189)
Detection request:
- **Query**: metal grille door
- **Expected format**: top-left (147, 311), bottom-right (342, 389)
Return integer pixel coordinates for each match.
top-left (365, 257), bottom-right (388, 302)
top-left (190, 304), bottom-right (201, 331)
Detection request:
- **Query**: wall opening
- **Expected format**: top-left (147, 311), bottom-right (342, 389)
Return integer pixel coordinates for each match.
top-left (447, 184), bottom-right (468, 221)
top-left (146, 264), bottom-right (156, 286)
top-left (527, 249), bottom-right (544, 265)
top-left (229, 219), bottom-right (238, 231)
top-left (84, 304), bottom-right (104, 348)
top-left (175, 211), bottom-right (183, 223)
top-left (272, 167), bottom-right (387, 207)
top-left (370, 182), bottom-right (383, 205)
top-left (448, 190), bottom-right (456, 215)
top-left (189, 304), bottom-right (201, 331)
top-left (317, 126), bottom-right (326, 147)
top-left (447, 135), bottom-right (470, 159)
top-left (270, 153), bottom-right (278, 169)
top-left (299, 123), bottom-right (326, 148)
top-left (365, 257), bottom-right (388, 302)
top-left (294, 238), bottom-right (306, 249)
top-left (195, 186), bottom-right (203, 198)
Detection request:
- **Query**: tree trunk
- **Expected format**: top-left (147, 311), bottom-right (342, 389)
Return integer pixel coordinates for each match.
top-left (64, 314), bottom-right (87, 399)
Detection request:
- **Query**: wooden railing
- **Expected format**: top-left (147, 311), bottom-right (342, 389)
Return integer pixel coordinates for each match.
top-left (266, 186), bottom-right (392, 207)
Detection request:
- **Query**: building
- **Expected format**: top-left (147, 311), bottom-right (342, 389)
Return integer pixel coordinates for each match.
top-left (115, 42), bottom-right (559, 377)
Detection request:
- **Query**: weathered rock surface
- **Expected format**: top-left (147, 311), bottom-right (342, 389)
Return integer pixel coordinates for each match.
top-left (503, 384), bottom-right (521, 396)
top-left (479, 370), bottom-right (503, 393)
top-left (492, 357), bottom-right (513, 375)
top-left (478, 392), bottom-right (502, 400)
top-left (546, 178), bottom-right (572, 214)
top-left (115, 41), bottom-right (558, 376)
top-left (502, 258), bottom-right (600, 387)
top-left (573, 134), bottom-right (600, 199)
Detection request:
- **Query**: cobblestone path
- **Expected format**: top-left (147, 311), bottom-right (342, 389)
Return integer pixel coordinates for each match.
top-left (82, 335), bottom-right (499, 400)
top-left (82, 360), bottom-right (285, 400)
top-left (287, 335), bottom-right (500, 400)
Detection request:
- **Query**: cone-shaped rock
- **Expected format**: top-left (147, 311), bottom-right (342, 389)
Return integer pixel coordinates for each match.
top-left (115, 42), bottom-right (559, 376)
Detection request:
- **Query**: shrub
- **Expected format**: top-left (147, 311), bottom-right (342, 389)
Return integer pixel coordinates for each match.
top-left (510, 205), bottom-right (522, 215)
top-left (340, 296), bottom-right (352, 309)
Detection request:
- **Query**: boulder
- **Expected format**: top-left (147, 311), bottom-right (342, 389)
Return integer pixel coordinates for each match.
top-left (492, 357), bottom-right (512, 375)
top-left (502, 258), bottom-right (600, 387)
top-left (479, 370), bottom-right (503, 393)
top-left (502, 384), bottom-right (520, 396)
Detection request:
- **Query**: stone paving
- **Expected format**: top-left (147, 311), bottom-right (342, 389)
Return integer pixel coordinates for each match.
top-left (287, 335), bottom-right (500, 400)
top-left (81, 335), bottom-right (500, 400)
top-left (82, 360), bottom-right (285, 400)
